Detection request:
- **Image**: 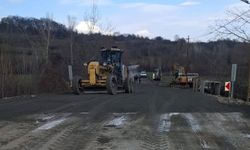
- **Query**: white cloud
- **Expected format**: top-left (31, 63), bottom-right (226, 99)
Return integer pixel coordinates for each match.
top-left (75, 21), bottom-right (113, 35)
top-left (61, 1), bottom-right (247, 41)
top-left (76, 21), bottom-right (101, 34)
top-left (121, 2), bottom-right (178, 13)
top-left (6, 0), bottom-right (24, 3)
top-left (180, 1), bottom-right (200, 6)
top-left (135, 29), bottom-right (151, 37)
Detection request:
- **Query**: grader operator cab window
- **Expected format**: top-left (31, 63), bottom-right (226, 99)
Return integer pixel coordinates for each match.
top-left (101, 50), bottom-right (122, 68)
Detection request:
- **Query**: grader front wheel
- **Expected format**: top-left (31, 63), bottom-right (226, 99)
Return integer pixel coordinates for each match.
top-left (106, 74), bottom-right (118, 95)
top-left (72, 76), bottom-right (84, 95)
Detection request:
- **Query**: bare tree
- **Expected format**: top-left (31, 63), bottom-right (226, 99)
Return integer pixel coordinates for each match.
top-left (212, 7), bottom-right (250, 101)
top-left (100, 19), bottom-right (116, 35)
top-left (41, 13), bottom-right (53, 64)
top-left (67, 15), bottom-right (76, 65)
top-left (212, 9), bottom-right (250, 42)
top-left (84, 0), bottom-right (115, 34)
top-left (174, 34), bottom-right (180, 41)
top-left (0, 45), bottom-right (4, 98)
top-left (84, 0), bottom-right (99, 34)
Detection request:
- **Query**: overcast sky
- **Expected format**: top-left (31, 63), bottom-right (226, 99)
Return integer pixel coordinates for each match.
top-left (0, 0), bottom-right (249, 41)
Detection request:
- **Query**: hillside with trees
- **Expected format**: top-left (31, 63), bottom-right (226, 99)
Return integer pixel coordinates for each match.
top-left (0, 16), bottom-right (249, 98)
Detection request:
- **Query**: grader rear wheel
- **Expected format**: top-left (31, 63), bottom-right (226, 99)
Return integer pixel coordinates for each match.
top-left (72, 76), bottom-right (84, 95)
top-left (106, 74), bottom-right (118, 95)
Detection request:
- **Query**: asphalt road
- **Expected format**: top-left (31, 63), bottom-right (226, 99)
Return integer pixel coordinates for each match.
top-left (0, 79), bottom-right (250, 150)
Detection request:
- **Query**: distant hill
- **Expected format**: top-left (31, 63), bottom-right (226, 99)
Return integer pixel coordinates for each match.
top-left (0, 16), bottom-right (248, 73)
top-left (0, 16), bottom-right (67, 36)
top-left (0, 16), bottom-right (248, 98)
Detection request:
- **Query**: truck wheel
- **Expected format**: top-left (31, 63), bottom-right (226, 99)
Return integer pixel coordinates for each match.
top-left (107, 74), bottom-right (118, 95)
top-left (72, 76), bottom-right (83, 95)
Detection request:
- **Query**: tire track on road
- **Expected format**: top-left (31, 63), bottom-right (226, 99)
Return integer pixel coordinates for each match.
top-left (0, 117), bottom-right (77, 150)
top-left (141, 133), bottom-right (169, 150)
top-left (38, 123), bottom-right (79, 150)
top-left (46, 118), bottom-right (105, 150)
top-left (198, 113), bottom-right (250, 150)
top-left (0, 122), bottom-right (37, 148)
top-left (140, 114), bottom-right (172, 150)
top-left (37, 94), bottom-right (127, 150)
top-left (0, 93), bottom-right (134, 150)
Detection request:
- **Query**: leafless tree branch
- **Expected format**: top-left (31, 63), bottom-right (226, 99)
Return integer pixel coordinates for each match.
top-left (212, 8), bottom-right (250, 42)
top-left (84, 0), bottom-right (99, 34)
top-left (67, 15), bottom-right (76, 65)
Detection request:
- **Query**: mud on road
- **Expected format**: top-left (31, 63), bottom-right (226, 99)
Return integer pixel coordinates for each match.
top-left (0, 79), bottom-right (250, 150)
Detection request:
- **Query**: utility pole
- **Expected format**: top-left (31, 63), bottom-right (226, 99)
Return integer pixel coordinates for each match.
top-left (67, 16), bottom-right (76, 87)
top-left (186, 35), bottom-right (190, 73)
top-left (248, 59), bottom-right (250, 101)
top-left (187, 35), bottom-right (190, 58)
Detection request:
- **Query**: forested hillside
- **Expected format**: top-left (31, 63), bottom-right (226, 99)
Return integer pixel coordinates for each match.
top-left (0, 16), bottom-right (249, 98)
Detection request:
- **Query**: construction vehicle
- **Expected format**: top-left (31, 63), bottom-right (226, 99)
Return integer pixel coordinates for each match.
top-left (140, 71), bottom-right (147, 78)
top-left (170, 64), bottom-right (199, 88)
top-left (72, 47), bottom-right (133, 95)
top-left (152, 68), bottom-right (162, 81)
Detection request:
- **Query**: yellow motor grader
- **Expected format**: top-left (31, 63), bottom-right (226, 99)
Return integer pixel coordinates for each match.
top-left (72, 47), bottom-right (133, 95)
top-left (170, 64), bottom-right (199, 88)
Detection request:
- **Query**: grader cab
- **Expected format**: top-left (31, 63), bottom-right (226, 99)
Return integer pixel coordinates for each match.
top-left (72, 47), bottom-right (133, 95)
